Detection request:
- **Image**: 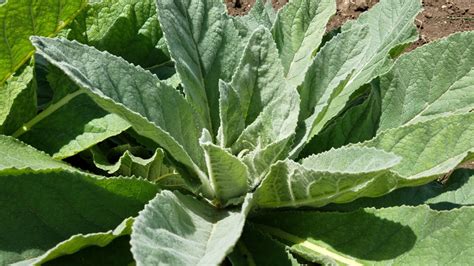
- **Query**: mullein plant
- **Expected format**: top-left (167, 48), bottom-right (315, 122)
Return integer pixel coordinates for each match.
top-left (0, 0), bottom-right (473, 264)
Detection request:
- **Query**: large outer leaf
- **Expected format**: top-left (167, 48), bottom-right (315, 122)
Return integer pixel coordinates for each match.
top-left (325, 168), bottom-right (474, 211)
top-left (156, 0), bottom-right (244, 133)
top-left (200, 130), bottom-right (250, 206)
top-left (31, 37), bottom-right (212, 196)
top-left (378, 31), bottom-right (474, 131)
top-left (0, 0), bottom-right (86, 83)
top-left (272, 0), bottom-right (336, 87)
top-left (131, 191), bottom-right (250, 265)
top-left (0, 135), bottom-right (72, 171)
top-left (40, 237), bottom-right (133, 266)
top-left (333, 113), bottom-right (474, 201)
top-left (254, 146), bottom-right (401, 208)
top-left (363, 113), bottom-right (474, 182)
top-left (0, 169), bottom-right (157, 265)
top-left (292, 0), bottom-right (421, 157)
top-left (0, 65), bottom-right (36, 134)
top-left (16, 93), bottom-right (130, 159)
top-left (68, 0), bottom-right (169, 69)
top-left (16, 218), bottom-right (134, 265)
top-left (251, 205), bottom-right (474, 265)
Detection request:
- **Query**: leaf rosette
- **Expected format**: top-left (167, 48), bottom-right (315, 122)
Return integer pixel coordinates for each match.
top-left (0, 0), bottom-right (473, 264)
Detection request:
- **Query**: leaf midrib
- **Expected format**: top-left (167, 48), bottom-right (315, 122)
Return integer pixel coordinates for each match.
top-left (253, 223), bottom-right (362, 266)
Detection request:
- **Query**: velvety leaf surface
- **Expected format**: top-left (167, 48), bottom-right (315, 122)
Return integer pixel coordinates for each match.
top-left (131, 191), bottom-right (249, 265)
top-left (156, 0), bottom-right (244, 133)
top-left (254, 146), bottom-right (400, 208)
top-left (378, 31), bottom-right (474, 131)
top-left (229, 27), bottom-right (299, 154)
top-left (200, 130), bottom-right (250, 206)
top-left (272, 0), bottom-right (336, 87)
top-left (293, 0), bottom-right (421, 157)
top-left (0, 65), bottom-right (36, 135)
top-left (363, 113), bottom-right (474, 181)
top-left (67, 0), bottom-right (169, 69)
top-left (31, 37), bottom-right (211, 194)
top-left (0, 169), bottom-right (157, 265)
top-left (242, 135), bottom-right (294, 188)
top-left (16, 218), bottom-right (134, 265)
top-left (325, 168), bottom-right (474, 211)
top-left (338, 113), bottom-right (474, 201)
top-left (251, 205), bottom-right (474, 265)
top-left (16, 93), bottom-right (130, 159)
top-left (0, 0), bottom-right (86, 83)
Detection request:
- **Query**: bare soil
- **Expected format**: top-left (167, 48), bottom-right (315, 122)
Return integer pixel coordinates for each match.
top-left (226, 0), bottom-right (474, 50)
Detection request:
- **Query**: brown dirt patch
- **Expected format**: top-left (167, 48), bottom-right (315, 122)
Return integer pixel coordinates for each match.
top-left (226, 0), bottom-right (474, 50)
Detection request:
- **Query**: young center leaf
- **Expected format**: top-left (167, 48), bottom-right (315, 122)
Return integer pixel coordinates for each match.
top-left (200, 129), bottom-right (250, 206)
top-left (156, 0), bottom-right (244, 133)
top-left (221, 27), bottom-right (300, 152)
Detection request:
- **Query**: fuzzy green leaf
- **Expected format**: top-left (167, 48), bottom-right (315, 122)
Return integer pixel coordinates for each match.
top-left (378, 31), bottom-right (474, 131)
top-left (0, 135), bottom-right (72, 171)
top-left (254, 146), bottom-right (401, 208)
top-left (131, 191), bottom-right (250, 265)
top-left (325, 168), bottom-right (474, 211)
top-left (293, 0), bottom-right (421, 156)
top-left (301, 84), bottom-right (381, 156)
top-left (272, 0), bottom-right (336, 87)
top-left (229, 27), bottom-right (299, 153)
top-left (67, 0), bottom-right (170, 70)
top-left (94, 147), bottom-right (177, 181)
top-left (0, 169), bottom-right (157, 265)
top-left (16, 218), bottom-right (134, 265)
top-left (200, 130), bottom-right (250, 206)
top-left (349, 113), bottom-right (474, 199)
top-left (252, 205), bottom-right (474, 265)
top-left (0, 0), bottom-right (86, 83)
top-left (0, 65), bottom-right (36, 135)
top-left (364, 113), bottom-right (474, 181)
top-left (16, 93), bottom-right (130, 159)
top-left (31, 37), bottom-right (211, 194)
top-left (233, 0), bottom-right (276, 39)
top-left (156, 0), bottom-right (244, 133)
